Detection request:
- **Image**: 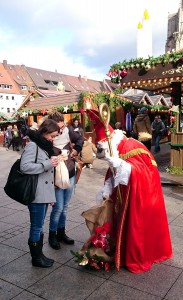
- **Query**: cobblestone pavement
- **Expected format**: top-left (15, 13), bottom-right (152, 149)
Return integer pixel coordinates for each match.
top-left (152, 143), bottom-right (170, 172)
top-left (0, 144), bottom-right (183, 300)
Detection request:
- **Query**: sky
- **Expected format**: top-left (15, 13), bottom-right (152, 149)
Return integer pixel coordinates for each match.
top-left (0, 0), bottom-right (181, 80)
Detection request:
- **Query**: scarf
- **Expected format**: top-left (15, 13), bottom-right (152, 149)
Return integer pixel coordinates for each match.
top-left (26, 129), bottom-right (54, 158)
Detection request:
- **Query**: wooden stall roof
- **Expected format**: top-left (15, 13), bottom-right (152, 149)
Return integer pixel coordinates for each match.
top-left (120, 63), bottom-right (183, 94)
top-left (107, 50), bottom-right (183, 95)
top-left (21, 91), bottom-right (81, 110)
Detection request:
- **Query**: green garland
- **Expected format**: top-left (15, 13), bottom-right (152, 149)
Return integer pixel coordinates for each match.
top-left (78, 91), bottom-right (132, 112)
top-left (107, 50), bottom-right (183, 83)
top-left (78, 92), bottom-right (169, 112)
top-left (70, 250), bottom-right (113, 271)
top-left (15, 92), bottom-right (170, 123)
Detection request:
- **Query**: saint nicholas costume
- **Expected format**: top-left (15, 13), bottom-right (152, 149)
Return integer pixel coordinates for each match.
top-left (78, 109), bottom-right (172, 273)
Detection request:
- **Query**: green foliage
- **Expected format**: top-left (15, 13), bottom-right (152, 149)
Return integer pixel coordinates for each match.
top-left (166, 166), bottom-right (183, 175)
top-left (113, 87), bottom-right (124, 94)
top-left (108, 50), bottom-right (183, 73)
top-left (170, 128), bottom-right (177, 133)
top-left (70, 250), bottom-right (114, 271)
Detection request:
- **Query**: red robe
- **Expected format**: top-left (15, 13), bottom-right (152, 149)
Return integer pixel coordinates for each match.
top-left (107, 137), bottom-right (172, 273)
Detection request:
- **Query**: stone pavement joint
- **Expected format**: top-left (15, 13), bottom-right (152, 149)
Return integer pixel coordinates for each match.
top-left (1, 144), bottom-right (183, 299)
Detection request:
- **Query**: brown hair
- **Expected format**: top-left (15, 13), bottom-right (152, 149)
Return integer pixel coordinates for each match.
top-left (47, 111), bottom-right (64, 123)
top-left (38, 119), bottom-right (59, 136)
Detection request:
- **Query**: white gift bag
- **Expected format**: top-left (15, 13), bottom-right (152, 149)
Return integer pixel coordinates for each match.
top-left (55, 160), bottom-right (70, 189)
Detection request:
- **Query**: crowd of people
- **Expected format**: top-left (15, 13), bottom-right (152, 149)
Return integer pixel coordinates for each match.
top-left (3, 124), bottom-right (27, 151)
top-left (3, 108), bottom-right (172, 273)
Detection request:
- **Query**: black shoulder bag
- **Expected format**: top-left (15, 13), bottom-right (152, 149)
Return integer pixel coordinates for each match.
top-left (4, 146), bottom-right (39, 206)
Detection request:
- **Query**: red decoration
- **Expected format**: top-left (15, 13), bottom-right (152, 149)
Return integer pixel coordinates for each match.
top-left (120, 70), bottom-right (127, 78)
top-left (100, 261), bottom-right (104, 267)
top-left (89, 222), bottom-right (111, 252)
top-left (40, 109), bottom-right (46, 115)
top-left (89, 260), bottom-right (100, 270)
top-left (104, 262), bottom-right (110, 272)
top-left (106, 71), bottom-right (113, 77)
top-left (170, 116), bottom-right (176, 123)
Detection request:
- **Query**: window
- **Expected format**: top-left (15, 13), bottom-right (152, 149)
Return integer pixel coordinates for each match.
top-left (7, 108), bottom-right (10, 113)
top-left (12, 108), bottom-right (15, 112)
top-left (12, 96), bottom-right (15, 100)
top-left (0, 84), bottom-right (12, 89)
top-left (0, 95), bottom-right (3, 100)
top-left (6, 96), bottom-right (9, 100)
top-left (21, 85), bottom-right (27, 90)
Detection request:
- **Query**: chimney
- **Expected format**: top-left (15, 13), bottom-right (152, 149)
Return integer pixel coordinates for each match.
top-left (3, 60), bottom-right (7, 69)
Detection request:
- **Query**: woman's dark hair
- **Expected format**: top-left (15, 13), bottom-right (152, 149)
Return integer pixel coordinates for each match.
top-left (47, 111), bottom-right (64, 123)
top-left (72, 118), bottom-right (80, 126)
top-left (38, 119), bottom-right (59, 136)
top-left (73, 118), bottom-right (80, 122)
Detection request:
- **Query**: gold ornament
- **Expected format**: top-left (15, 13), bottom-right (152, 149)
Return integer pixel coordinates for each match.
top-left (73, 102), bottom-right (78, 111)
top-left (79, 255), bottom-right (89, 266)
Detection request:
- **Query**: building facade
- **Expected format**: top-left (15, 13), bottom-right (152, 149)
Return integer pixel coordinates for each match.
top-left (165, 1), bottom-right (183, 52)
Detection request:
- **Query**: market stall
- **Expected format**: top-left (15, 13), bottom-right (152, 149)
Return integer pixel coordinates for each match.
top-left (107, 50), bottom-right (183, 168)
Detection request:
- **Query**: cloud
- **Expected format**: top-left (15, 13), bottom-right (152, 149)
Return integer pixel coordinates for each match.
top-left (0, 0), bottom-right (181, 80)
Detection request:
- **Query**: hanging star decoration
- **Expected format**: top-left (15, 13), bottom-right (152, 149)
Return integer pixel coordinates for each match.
top-left (22, 111), bottom-right (28, 117)
top-left (169, 105), bottom-right (179, 113)
top-left (63, 105), bottom-right (69, 113)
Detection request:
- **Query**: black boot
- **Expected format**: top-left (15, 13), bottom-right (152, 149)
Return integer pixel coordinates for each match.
top-left (40, 234), bottom-right (54, 264)
top-left (49, 231), bottom-right (60, 250)
top-left (28, 239), bottom-right (54, 268)
top-left (57, 227), bottom-right (74, 245)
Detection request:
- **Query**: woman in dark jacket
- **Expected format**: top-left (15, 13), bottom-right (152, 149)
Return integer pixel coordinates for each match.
top-left (20, 119), bottom-right (59, 268)
top-left (69, 118), bottom-right (84, 137)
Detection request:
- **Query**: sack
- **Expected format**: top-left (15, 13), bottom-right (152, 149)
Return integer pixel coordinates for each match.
top-left (55, 160), bottom-right (71, 189)
top-left (4, 147), bottom-right (38, 205)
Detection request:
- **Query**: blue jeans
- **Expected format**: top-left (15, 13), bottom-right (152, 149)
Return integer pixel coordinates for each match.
top-left (49, 176), bottom-right (75, 231)
top-left (28, 203), bottom-right (48, 242)
top-left (154, 135), bottom-right (161, 152)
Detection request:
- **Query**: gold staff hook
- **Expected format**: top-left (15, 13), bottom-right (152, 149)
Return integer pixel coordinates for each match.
top-left (99, 103), bottom-right (113, 156)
